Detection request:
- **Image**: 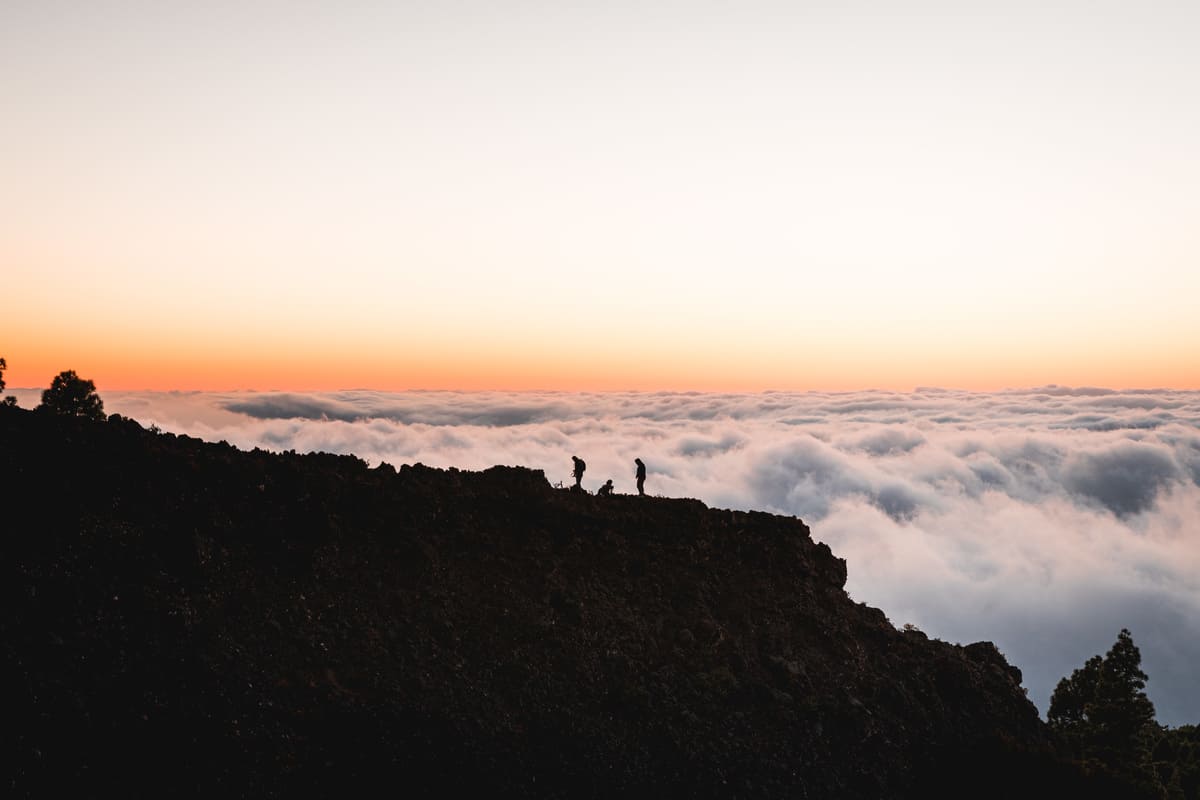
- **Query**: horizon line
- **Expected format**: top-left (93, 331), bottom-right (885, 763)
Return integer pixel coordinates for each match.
top-left (6, 383), bottom-right (1194, 395)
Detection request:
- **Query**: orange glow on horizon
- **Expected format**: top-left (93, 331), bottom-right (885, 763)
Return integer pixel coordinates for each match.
top-left (5, 332), bottom-right (1197, 394)
top-left (6, 266), bottom-right (1197, 393)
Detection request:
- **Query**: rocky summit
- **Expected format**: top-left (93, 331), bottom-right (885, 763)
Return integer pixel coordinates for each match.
top-left (2, 407), bottom-right (1090, 797)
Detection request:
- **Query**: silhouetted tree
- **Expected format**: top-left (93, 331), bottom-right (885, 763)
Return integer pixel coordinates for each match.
top-left (39, 370), bottom-right (105, 421)
top-left (1050, 629), bottom-right (1161, 793)
top-left (1152, 726), bottom-right (1200, 800)
top-left (1049, 654), bottom-right (1104, 730)
top-left (1091, 630), bottom-right (1157, 755)
top-left (0, 356), bottom-right (16, 406)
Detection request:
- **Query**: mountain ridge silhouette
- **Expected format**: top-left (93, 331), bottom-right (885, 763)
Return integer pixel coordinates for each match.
top-left (2, 406), bottom-right (1118, 797)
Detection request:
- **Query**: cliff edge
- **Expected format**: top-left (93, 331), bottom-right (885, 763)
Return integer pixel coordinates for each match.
top-left (2, 408), bottom-right (1069, 797)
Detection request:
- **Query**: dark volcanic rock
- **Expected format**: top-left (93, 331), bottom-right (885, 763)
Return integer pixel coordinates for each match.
top-left (1, 407), bottom-right (1067, 797)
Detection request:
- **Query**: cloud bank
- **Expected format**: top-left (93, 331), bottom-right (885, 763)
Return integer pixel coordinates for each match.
top-left (25, 386), bottom-right (1199, 725)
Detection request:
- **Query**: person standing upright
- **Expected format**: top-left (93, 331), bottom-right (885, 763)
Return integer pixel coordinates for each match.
top-left (634, 458), bottom-right (646, 496)
top-left (572, 455), bottom-right (586, 489)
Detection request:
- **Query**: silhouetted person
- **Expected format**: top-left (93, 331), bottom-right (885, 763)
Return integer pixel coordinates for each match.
top-left (572, 455), bottom-right (586, 489)
top-left (635, 458), bottom-right (646, 496)
top-left (597, 479), bottom-right (614, 496)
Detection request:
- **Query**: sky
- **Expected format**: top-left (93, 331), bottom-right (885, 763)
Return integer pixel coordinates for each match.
top-left (9, 384), bottom-right (1199, 726)
top-left (3, 0), bottom-right (1199, 391)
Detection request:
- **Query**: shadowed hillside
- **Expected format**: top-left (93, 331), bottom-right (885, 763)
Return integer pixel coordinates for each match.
top-left (2, 407), bottom-right (1118, 797)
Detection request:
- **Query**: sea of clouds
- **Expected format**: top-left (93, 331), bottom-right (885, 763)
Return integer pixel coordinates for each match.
top-left (14, 386), bottom-right (1199, 725)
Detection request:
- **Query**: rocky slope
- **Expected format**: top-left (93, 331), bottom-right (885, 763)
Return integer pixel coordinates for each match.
top-left (2, 407), bottom-right (1088, 797)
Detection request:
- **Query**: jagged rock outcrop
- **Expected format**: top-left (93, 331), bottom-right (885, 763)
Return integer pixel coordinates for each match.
top-left (1, 408), bottom-right (1071, 797)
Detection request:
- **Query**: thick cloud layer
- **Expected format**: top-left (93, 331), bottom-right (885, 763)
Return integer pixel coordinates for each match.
top-left (18, 386), bottom-right (1198, 725)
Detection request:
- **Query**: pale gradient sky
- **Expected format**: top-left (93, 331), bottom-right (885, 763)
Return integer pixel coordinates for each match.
top-left (4, 0), bottom-right (1199, 390)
